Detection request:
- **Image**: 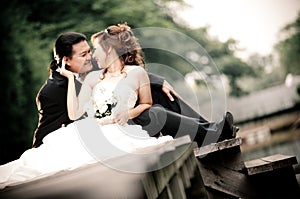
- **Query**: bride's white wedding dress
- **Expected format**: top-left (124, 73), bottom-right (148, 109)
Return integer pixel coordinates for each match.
top-left (0, 78), bottom-right (173, 189)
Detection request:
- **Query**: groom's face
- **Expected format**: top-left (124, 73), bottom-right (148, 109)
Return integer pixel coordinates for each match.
top-left (66, 40), bottom-right (93, 74)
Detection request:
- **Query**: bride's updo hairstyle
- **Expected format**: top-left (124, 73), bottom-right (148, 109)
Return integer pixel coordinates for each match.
top-left (49, 32), bottom-right (87, 71)
top-left (91, 23), bottom-right (145, 68)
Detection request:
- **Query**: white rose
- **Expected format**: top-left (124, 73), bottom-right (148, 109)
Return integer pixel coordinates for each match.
top-left (99, 104), bottom-right (108, 114)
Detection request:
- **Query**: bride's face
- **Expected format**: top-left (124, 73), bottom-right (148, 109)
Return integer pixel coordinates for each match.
top-left (92, 37), bottom-right (111, 69)
top-left (92, 41), bottom-right (118, 69)
top-left (92, 44), bottom-right (107, 69)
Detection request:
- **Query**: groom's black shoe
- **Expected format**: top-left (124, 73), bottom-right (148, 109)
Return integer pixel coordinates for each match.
top-left (217, 112), bottom-right (239, 142)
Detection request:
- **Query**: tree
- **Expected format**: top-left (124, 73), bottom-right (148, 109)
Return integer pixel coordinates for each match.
top-left (220, 57), bottom-right (256, 97)
top-left (0, 0), bottom-right (37, 164)
top-left (275, 12), bottom-right (300, 76)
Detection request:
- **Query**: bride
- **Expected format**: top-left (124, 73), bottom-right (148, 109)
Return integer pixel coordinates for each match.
top-left (0, 23), bottom-right (173, 189)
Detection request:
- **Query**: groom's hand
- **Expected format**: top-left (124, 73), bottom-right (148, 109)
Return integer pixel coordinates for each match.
top-left (162, 80), bottom-right (181, 101)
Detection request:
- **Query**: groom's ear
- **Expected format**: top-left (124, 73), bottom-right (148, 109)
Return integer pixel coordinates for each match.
top-left (64, 56), bottom-right (70, 67)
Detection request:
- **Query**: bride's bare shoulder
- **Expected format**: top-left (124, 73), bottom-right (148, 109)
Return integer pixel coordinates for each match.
top-left (125, 65), bottom-right (146, 74)
top-left (84, 70), bottom-right (102, 84)
top-left (86, 70), bottom-right (101, 79)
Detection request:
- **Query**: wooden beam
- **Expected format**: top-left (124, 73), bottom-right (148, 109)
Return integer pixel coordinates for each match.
top-left (194, 137), bottom-right (242, 158)
top-left (245, 154), bottom-right (298, 175)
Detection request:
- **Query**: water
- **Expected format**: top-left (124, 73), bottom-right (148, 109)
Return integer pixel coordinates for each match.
top-left (242, 136), bottom-right (300, 164)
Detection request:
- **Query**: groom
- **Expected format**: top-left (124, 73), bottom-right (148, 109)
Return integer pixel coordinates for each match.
top-left (32, 32), bottom-right (93, 147)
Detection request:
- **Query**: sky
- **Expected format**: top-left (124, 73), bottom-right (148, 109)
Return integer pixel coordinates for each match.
top-left (177, 0), bottom-right (300, 59)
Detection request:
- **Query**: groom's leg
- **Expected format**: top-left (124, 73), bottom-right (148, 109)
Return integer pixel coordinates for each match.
top-left (150, 89), bottom-right (236, 145)
top-left (173, 96), bottom-right (208, 123)
top-left (132, 105), bottom-right (216, 145)
top-left (131, 108), bottom-right (162, 137)
top-left (151, 88), bottom-right (208, 123)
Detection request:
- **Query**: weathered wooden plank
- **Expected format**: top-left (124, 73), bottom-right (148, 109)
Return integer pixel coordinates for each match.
top-left (244, 158), bottom-right (273, 175)
top-left (247, 166), bottom-right (300, 198)
top-left (197, 161), bottom-right (254, 198)
top-left (193, 137), bottom-right (300, 198)
top-left (262, 154), bottom-right (298, 170)
top-left (196, 138), bottom-right (245, 172)
top-left (142, 172), bottom-right (159, 199)
top-left (198, 158), bottom-right (300, 198)
top-left (185, 155), bottom-right (195, 179)
top-left (194, 137), bottom-right (242, 158)
top-left (151, 141), bottom-right (197, 195)
top-left (245, 154), bottom-right (298, 175)
top-left (168, 174), bottom-right (186, 199)
top-left (142, 137), bottom-right (199, 198)
top-left (296, 173), bottom-right (300, 187)
top-left (152, 163), bottom-right (176, 194)
top-left (180, 163), bottom-right (191, 188)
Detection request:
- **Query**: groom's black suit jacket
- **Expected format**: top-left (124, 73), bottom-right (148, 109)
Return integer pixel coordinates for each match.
top-left (33, 70), bottom-right (83, 147)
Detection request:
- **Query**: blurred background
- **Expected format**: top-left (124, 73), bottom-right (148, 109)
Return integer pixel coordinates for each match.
top-left (0, 0), bottom-right (299, 165)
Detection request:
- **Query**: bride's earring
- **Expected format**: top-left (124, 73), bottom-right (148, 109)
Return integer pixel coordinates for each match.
top-left (99, 69), bottom-right (106, 80)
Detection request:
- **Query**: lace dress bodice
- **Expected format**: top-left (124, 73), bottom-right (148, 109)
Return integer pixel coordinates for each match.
top-left (85, 80), bottom-right (138, 119)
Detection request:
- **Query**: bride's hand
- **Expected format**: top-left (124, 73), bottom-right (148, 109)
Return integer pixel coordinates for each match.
top-left (59, 67), bottom-right (74, 79)
top-left (113, 112), bottom-right (129, 126)
top-left (97, 116), bottom-right (115, 126)
top-left (58, 59), bottom-right (74, 79)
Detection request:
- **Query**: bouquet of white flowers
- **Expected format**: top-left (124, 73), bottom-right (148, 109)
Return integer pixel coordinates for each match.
top-left (94, 94), bottom-right (117, 119)
top-left (84, 90), bottom-right (118, 119)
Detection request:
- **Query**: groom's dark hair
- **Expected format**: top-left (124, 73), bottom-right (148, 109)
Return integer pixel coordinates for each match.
top-left (49, 32), bottom-right (87, 71)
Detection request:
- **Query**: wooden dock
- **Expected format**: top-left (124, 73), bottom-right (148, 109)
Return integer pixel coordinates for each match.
top-left (0, 136), bottom-right (299, 198)
top-left (0, 136), bottom-right (199, 198)
top-left (195, 137), bottom-right (300, 198)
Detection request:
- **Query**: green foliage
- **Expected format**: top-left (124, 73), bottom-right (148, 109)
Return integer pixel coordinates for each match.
top-left (275, 12), bottom-right (300, 75)
top-left (219, 57), bottom-right (255, 97)
top-left (0, 0), bottom-right (37, 164)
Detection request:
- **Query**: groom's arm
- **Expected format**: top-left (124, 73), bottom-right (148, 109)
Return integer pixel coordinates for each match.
top-left (148, 72), bottom-right (164, 88)
top-left (148, 72), bottom-right (180, 102)
top-left (147, 72), bottom-right (202, 119)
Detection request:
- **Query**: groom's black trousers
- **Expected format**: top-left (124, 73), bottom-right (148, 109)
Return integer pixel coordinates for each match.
top-left (131, 88), bottom-right (218, 144)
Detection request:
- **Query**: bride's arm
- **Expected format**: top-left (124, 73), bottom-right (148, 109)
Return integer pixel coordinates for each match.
top-left (114, 68), bottom-right (152, 126)
top-left (61, 70), bottom-right (95, 120)
top-left (128, 68), bottom-right (152, 119)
